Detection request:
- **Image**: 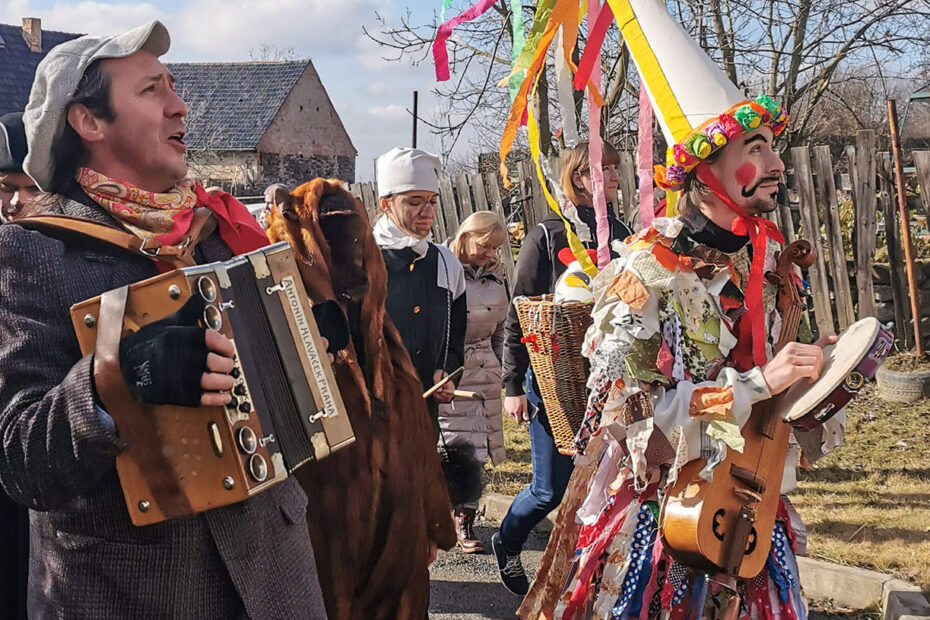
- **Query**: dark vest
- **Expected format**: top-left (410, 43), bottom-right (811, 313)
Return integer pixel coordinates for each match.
top-left (382, 244), bottom-right (452, 391)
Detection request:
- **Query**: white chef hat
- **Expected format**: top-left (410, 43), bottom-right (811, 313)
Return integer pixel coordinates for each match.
top-left (376, 147), bottom-right (441, 198)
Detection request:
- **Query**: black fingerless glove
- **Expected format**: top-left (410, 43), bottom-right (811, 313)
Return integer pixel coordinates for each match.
top-left (312, 299), bottom-right (350, 354)
top-left (118, 295), bottom-right (209, 407)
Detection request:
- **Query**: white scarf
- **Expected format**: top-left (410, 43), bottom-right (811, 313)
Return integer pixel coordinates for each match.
top-left (373, 215), bottom-right (432, 258)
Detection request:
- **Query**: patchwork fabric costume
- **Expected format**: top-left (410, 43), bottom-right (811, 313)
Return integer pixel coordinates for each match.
top-left (520, 212), bottom-right (842, 619)
top-left (518, 1), bottom-right (846, 618)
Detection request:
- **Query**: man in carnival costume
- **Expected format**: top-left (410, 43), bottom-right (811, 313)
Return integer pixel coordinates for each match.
top-left (518, 1), bottom-right (845, 618)
top-left (0, 22), bottom-right (327, 617)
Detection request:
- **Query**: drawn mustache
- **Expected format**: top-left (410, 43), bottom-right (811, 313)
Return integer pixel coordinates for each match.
top-left (741, 177), bottom-right (781, 198)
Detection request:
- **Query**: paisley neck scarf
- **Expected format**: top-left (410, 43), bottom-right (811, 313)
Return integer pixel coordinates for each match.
top-left (77, 167), bottom-right (199, 245)
top-left (77, 167), bottom-right (269, 258)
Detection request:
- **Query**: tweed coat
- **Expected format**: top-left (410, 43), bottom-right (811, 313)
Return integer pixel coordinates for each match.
top-left (0, 191), bottom-right (328, 619)
top-left (438, 264), bottom-right (508, 466)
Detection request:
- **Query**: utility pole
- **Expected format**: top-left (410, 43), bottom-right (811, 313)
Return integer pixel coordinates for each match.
top-left (412, 90), bottom-right (419, 148)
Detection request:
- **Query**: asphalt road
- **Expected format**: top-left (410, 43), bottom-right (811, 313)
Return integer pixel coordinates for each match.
top-left (428, 519), bottom-right (841, 619)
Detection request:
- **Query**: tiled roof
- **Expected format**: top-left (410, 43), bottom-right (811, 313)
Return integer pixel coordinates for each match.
top-left (167, 61), bottom-right (309, 151)
top-left (0, 23), bottom-right (82, 115)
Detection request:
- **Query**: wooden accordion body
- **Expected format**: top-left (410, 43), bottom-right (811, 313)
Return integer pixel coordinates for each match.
top-left (71, 242), bottom-right (354, 526)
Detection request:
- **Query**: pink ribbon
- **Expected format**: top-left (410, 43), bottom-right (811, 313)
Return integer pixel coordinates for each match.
top-left (587, 0), bottom-right (611, 269)
top-left (637, 79), bottom-right (655, 227)
top-left (433, 0), bottom-right (499, 81)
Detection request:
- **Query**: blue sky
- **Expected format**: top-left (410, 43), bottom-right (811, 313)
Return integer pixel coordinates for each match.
top-left (0, 0), bottom-right (461, 180)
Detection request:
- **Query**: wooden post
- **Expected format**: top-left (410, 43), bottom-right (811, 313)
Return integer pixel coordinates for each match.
top-left (812, 145), bottom-right (856, 330)
top-left (432, 189), bottom-right (448, 243)
top-left (849, 130), bottom-right (878, 319)
top-left (913, 151), bottom-right (930, 224)
top-left (455, 172), bottom-right (475, 221)
top-left (360, 183), bottom-right (379, 223)
top-left (618, 150), bottom-right (638, 228)
top-left (517, 162), bottom-right (536, 229)
top-left (792, 146), bottom-right (835, 336)
top-left (483, 172), bottom-right (517, 289)
top-left (438, 175), bottom-right (459, 240)
top-left (776, 198), bottom-right (796, 244)
top-left (471, 172), bottom-right (489, 212)
top-left (888, 99), bottom-right (924, 354)
top-left (524, 160), bottom-right (549, 224)
top-left (877, 151), bottom-right (910, 347)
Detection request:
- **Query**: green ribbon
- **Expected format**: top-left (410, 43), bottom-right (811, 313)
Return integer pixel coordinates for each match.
top-left (440, 0), bottom-right (455, 22)
top-left (508, 0), bottom-right (528, 102)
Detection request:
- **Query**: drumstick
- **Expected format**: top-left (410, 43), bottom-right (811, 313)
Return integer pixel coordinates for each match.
top-left (422, 366), bottom-right (464, 399)
top-left (452, 390), bottom-right (480, 400)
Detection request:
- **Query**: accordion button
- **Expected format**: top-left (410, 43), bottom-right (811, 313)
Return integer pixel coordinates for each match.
top-left (230, 367), bottom-right (241, 379)
top-left (233, 384), bottom-right (247, 396)
top-left (249, 454), bottom-right (268, 482)
top-left (237, 427), bottom-right (257, 454)
top-left (239, 401), bottom-right (252, 414)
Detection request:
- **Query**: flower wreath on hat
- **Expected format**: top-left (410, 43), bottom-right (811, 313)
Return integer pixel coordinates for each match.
top-left (654, 94), bottom-right (789, 191)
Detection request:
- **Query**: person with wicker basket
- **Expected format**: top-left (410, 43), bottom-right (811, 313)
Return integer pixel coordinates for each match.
top-left (492, 141), bottom-right (633, 596)
top-left (440, 211), bottom-right (511, 554)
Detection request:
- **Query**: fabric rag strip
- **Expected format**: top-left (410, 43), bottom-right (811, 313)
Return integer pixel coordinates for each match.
top-left (433, 0), bottom-right (499, 81)
top-left (637, 79), bottom-right (655, 227)
top-left (527, 92), bottom-right (598, 277)
top-left (508, 0), bottom-right (527, 102)
top-left (587, 0), bottom-right (611, 269)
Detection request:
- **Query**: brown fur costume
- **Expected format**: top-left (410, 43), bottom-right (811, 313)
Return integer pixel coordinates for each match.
top-left (266, 179), bottom-right (456, 620)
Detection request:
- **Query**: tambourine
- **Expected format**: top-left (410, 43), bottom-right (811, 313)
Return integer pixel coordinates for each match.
top-left (778, 317), bottom-right (893, 430)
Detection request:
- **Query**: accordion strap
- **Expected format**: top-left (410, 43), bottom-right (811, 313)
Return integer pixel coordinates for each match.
top-left (94, 285), bottom-right (192, 519)
top-left (16, 212), bottom-right (215, 269)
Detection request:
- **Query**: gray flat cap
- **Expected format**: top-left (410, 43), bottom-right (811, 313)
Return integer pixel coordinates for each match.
top-left (23, 20), bottom-right (170, 191)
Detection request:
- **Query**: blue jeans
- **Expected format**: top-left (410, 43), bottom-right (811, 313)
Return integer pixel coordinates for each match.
top-left (498, 371), bottom-right (574, 551)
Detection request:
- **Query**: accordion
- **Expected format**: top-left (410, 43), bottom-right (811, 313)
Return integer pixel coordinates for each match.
top-left (71, 242), bottom-right (354, 526)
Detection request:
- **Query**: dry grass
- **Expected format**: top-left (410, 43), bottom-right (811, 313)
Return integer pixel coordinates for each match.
top-left (793, 385), bottom-right (930, 590)
top-left (487, 385), bottom-right (930, 590)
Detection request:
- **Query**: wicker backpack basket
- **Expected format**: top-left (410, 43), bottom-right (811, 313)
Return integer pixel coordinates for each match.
top-left (514, 295), bottom-right (594, 455)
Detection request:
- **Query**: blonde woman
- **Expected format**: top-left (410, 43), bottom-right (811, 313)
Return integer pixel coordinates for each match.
top-left (440, 211), bottom-right (510, 553)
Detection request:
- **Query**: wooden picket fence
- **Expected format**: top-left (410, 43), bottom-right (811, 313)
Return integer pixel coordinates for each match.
top-left (347, 132), bottom-right (930, 348)
top-left (347, 154), bottom-right (642, 288)
top-left (785, 129), bottom-right (930, 348)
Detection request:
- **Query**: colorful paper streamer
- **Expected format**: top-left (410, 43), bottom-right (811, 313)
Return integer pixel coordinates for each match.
top-left (434, 0), bottom-right (500, 82)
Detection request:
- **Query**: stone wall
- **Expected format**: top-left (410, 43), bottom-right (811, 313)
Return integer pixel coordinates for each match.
top-left (259, 152), bottom-right (355, 188)
top-left (258, 63), bottom-right (356, 162)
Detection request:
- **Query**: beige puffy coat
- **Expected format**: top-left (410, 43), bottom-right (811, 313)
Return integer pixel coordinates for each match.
top-left (438, 265), bottom-right (509, 465)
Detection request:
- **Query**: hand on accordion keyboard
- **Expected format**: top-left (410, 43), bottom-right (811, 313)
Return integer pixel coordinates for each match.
top-left (118, 295), bottom-right (236, 408)
top-left (201, 329), bottom-right (235, 407)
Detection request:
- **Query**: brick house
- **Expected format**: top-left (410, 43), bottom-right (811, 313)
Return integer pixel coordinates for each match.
top-left (168, 61), bottom-right (357, 193)
top-left (0, 18), bottom-right (80, 115)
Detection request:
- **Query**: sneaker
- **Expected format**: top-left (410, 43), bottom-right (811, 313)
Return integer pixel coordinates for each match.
top-left (491, 532), bottom-right (529, 596)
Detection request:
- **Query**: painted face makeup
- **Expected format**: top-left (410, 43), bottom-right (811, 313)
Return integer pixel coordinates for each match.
top-left (707, 126), bottom-right (785, 215)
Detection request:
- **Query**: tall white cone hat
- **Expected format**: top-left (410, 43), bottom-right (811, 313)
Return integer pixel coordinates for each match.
top-left (604, 0), bottom-right (788, 191)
